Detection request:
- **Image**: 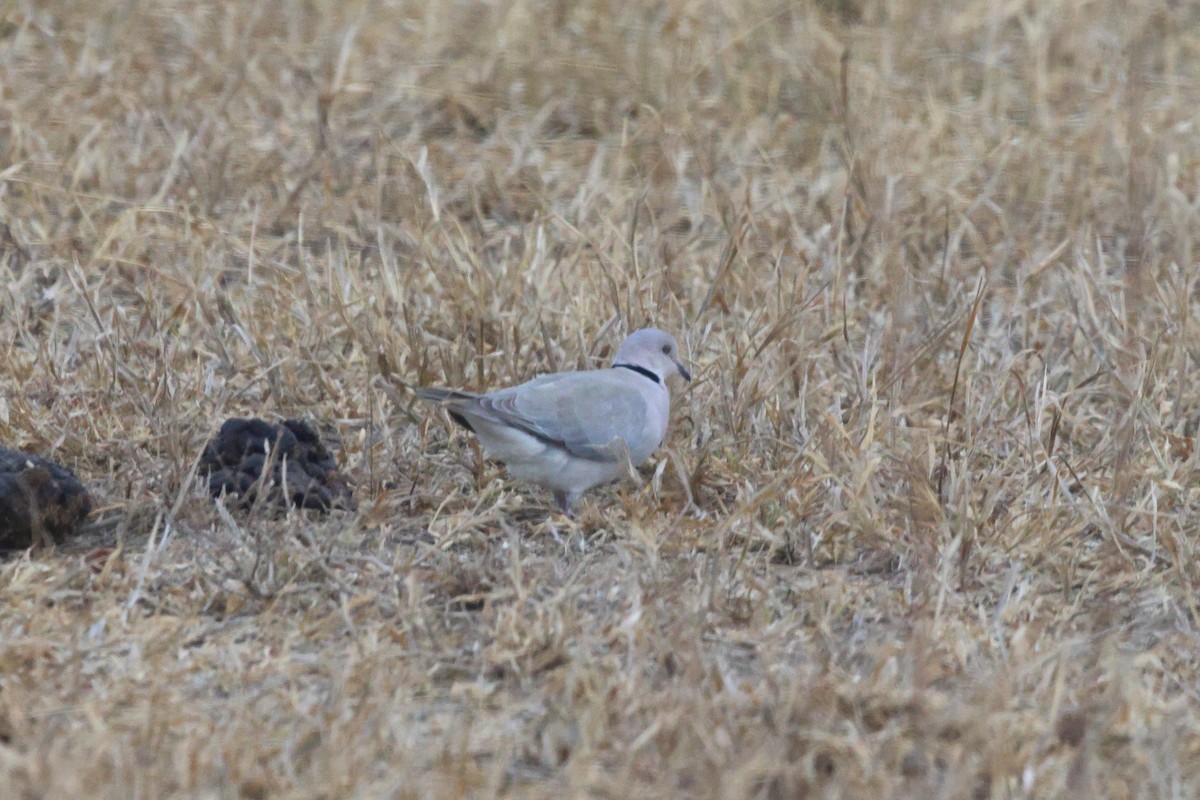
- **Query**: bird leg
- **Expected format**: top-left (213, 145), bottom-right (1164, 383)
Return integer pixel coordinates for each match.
top-left (552, 490), bottom-right (576, 516)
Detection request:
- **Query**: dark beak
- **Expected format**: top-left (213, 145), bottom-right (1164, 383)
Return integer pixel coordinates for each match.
top-left (675, 360), bottom-right (692, 382)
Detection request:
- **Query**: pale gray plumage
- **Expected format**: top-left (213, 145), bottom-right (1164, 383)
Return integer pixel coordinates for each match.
top-left (416, 328), bottom-right (691, 512)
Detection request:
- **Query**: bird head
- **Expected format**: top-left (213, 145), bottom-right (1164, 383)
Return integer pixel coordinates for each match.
top-left (612, 328), bottom-right (692, 384)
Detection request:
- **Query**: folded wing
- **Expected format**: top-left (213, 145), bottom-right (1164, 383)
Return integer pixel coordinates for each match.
top-left (477, 373), bottom-right (650, 463)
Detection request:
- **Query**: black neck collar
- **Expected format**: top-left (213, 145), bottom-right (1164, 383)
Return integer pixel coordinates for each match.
top-left (613, 363), bottom-right (662, 385)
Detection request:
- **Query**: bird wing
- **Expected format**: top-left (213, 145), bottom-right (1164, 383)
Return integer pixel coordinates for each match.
top-left (476, 371), bottom-right (652, 463)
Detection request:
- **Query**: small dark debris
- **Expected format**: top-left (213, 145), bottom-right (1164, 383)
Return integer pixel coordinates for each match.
top-left (1056, 709), bottom-right (1088, 747)
top-left (448, 593), bottom-right (488, 612)
top-left (900, 748), bottom-right (928, 778)
top-left (238, 778), bottom-right (270, 800)
top-left (812, 749), bottom-right (836, 777)
top-left (0, 447), bottom-right (92, 549)
top-left (199, 418), bottom-right (353, 512)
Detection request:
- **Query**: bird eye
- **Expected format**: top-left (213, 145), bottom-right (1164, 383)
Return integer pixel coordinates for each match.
top-left (661, 344), bottom-right (671, 354)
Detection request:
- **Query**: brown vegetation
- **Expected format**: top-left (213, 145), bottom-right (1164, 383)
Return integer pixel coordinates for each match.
top-left (1, 1), bottom-right (1199, 797)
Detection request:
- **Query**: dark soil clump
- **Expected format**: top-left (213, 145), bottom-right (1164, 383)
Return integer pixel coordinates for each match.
top-left (200, 418), bottom-right (353, 511)
top-left (0, 448), bottom-right (92, 549)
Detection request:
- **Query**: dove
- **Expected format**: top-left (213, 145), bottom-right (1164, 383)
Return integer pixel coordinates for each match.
top-left (416, 328), bottom-right (691, 513)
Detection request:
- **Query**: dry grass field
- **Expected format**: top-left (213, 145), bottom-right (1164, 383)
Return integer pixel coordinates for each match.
top-left (2, 0), bottom-right (1200, 797)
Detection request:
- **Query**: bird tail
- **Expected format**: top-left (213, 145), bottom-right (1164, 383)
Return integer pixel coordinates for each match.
top-left (414, 386), bottom-right (483, 432)
top-left (414, 386), bottom-right (480, 404)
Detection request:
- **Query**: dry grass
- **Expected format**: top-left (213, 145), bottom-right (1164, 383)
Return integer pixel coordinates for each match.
top-left (2, 0), bottom-right (1200, 797)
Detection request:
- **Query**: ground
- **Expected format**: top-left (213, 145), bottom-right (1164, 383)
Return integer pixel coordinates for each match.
top-left (1, 1), bottom-right (1199, 797)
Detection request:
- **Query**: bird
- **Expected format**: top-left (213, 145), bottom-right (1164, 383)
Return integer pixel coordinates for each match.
top-left (416, 328), bottom-right (691, 513)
